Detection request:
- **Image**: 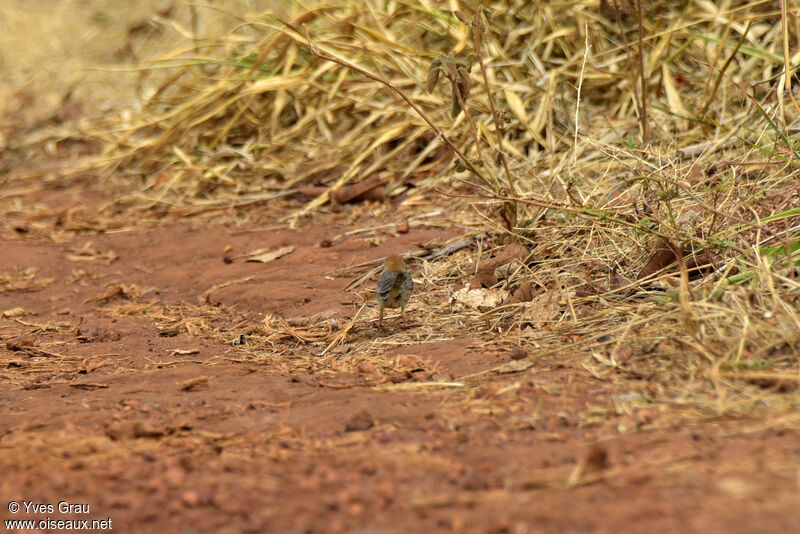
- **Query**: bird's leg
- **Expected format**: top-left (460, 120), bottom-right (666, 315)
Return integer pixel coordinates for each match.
top-left (401, 305), bottom-right (408, 327)
top-left (378, 302), bottom-right (384, 330)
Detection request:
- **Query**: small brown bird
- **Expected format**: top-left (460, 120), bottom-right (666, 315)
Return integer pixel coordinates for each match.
top-left (376, 254), bottom-right (413, 329)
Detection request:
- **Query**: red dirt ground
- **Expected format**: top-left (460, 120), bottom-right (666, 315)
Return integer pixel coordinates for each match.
top-left (2, 184), bottom-right (800, 533)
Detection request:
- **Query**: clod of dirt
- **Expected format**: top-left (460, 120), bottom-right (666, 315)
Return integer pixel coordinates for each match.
top-left (409, 369), bottom-right (432, 381)
top-left (396, 354), bottom-right (415, 367)
top-left (76, 317), bottom-right (121, 342)
top-left (5, 335), bottom-right (35, 351)
top-left (508, 346), bottom-right (527, 360)
top-left (105, 421), bottom-right (166, 441)
top-left (358, 361), bottom-right (377, 373)
top-left (345, 411), bottom-right (375, 432)
top-left (396, 220), bottom-right (410, 234)
top-left (76, 317), bottom-right (100, 341)
top-left (132, 422), bottom-right (167, 439)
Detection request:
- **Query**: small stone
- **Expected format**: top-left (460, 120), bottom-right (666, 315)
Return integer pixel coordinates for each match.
top-left (396, 354), bottom-right (414, 367)
top-left (347, 503), bottom-right (365, 517)
top-left (396, 221), bottom-right (410, 234)
top-left (182, 491), bottom-right (200, 507)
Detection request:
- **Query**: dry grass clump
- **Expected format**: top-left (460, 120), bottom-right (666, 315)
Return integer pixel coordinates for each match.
top-left (77, 1), bottom-right (800, 418)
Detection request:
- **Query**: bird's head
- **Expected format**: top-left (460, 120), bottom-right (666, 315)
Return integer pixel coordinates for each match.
top-left (383, 254), bottom-right (407, 272)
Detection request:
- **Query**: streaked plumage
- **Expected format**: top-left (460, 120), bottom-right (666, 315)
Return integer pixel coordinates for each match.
top-left (376, 254), bottom-right (413, 329)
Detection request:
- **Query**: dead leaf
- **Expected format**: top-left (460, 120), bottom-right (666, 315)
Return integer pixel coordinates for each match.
top-left (520, 289), bottom-right (562, 328)
top-left (245, 245), bottom-right (295, 263)
top-left (70, 383), bottom-right (109, 390)
top-left (509, 281), bottom-right (534, 303)
top-left (0, 267), bottom-right (54, 293)
top-left (66, 241), bottom-right (119, 264)
top-left (331, 174), bottom-right (387, 204)
top-left (638, 238), bottom-right (681, 280)
top-left (482, 244), bottom-right (530, 275)
top-left (493, 359), bottom-right (535, 374)
top-left (84, 283), bottom-right (142, 304)
top-left (178, 376), bottom-right (209, 391)
top-left (468, 270), bottom-right (498, 289)
top-left (296, 186), bottom-right (328, 200)
top-left (170, 349), bottom-right (200, 356)
top-left (1, 307), bottom-right (27, 318)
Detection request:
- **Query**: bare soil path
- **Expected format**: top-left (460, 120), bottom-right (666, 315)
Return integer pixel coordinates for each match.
top-left (2, 186), bottom-right (799, 534)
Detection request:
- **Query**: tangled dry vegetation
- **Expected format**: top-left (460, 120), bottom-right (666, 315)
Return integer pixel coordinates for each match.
top-left (71, 0), bottom-right (800, 423)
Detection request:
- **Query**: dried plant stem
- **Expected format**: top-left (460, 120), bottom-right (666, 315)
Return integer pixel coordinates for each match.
top-left (613, 0), bottom-right (645, 143)
top-left (699, 20), bottom-right (751, 117)
top-left (573, 23), bottom-right (589, 171)
top-left (464, 180), bottom-right (674, 242)
top-left (303, 24), bottom-right (492, 188)
top-left (449, 71), bottom-right (499, 189)
top-left (635, 0), bottom-right (647, 143)
top-left (449, 73), bottom-right (482, 161)
top-left (473, 9), bottom-right (517, 195)
top-left (781, 0), bottom-right (800, 116)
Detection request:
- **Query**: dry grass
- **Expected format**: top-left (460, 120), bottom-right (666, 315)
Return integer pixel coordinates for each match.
top-left (8, 0), bottom-right (800, 426)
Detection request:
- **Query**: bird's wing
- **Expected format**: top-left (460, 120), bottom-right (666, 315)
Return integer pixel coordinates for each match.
top-left (402, 273), bottom-right (413, 292)
top-left (376, 271), bottom-right (400, 298)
